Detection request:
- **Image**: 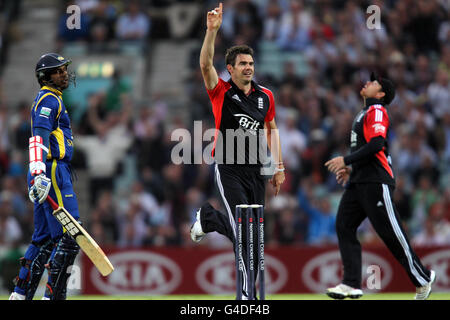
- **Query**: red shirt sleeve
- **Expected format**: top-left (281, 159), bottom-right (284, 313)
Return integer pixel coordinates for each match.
top-left (364, 105), bottom-right (389, 141)
top-left (206, 79), bottom-right (230, 119)
top-left (261, 87), bottom-right (275, 122)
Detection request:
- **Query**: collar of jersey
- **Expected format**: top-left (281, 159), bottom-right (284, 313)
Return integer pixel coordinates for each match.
top-left (41, 85), bottom-right (63, 97)
top-left (228, 79), bottom-right (260, 94)
top-left (364, 97), bottom-right (383, 109)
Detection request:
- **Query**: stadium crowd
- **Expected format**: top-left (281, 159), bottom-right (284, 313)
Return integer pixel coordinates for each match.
top-left (0, 0), bottom-right (449, 265)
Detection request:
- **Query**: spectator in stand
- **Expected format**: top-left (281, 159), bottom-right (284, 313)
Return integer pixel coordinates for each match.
top-left (393, 174), bottom-right (413, 223)
top-left (88, 0), bottom-right (118, 52)
top-left (133, 101), bottom-right (168, 173)
top-left (438, 44), bottom-right (450, 77)
top-left (279, 60), bottom-right (304, 89)
top-left (388, 82), bottom-right (417, 121)
top-left (304, 32), bottom-right (338, 74)
top-left (232, 0), bottom-right (262, 47)
top-left (393, 128), bottom-right (437, 179)
top-left (301, 128), bottom-right (331, 184)
top-left (386, 52), bottom-right (415, 89)
top-left (261, 0), bottom-right (282, 41)
top-left (443, 187), bottom-right (450, 222)
top-left (104, 70), bottom-right (131, 113)
top-left (413, 201), bottom-right (450, 246)
top-left (116, 194), bottom-right (151, 247)
top-left (75, 0), bottom-right (100, 13)
top-left (278, 109), bottom-right (306, 191)
top-left (408, 0), bottom-right (442, 55)
top-left (297, 180), bottom-right (337, 245)
top-left (1, 176), bottom-right (27, 220)
top-left (160, 163), bottom-right (185, 245)
top-left (221, 0), bottom-right (262, 46)
top-left (276, 207), bottom-right (301, 244)
top-left (414, 54), bottom-right (434, 92)
top-left (266, 190), bottom-right (306, 245)
top-left (90, 190), bottom-right (119, 245)
top-left (130, 181), bottom-right (163, 229)
top-left (335, 29), bottom-right (362, 70)
top-left (0, 191), bottom-right (23, 245)
top-left (335, 84), bottom-right (360, 113)
top-left (116, 1), bottom-right (150, 44)
top-left (56, 1), bottom-right (90, 46)
top-left (276, 0), bottom-right (311, 51)
top-left (427, 68), bottom-right (450, 119)
top-left (441, 111), bottom-right (450, 167)
top-left (409, 173), bottom-right (440, 235)
top-left (76, 93), bottom-right (133, 205)
top-left (9, 101), bottom-right (31, 151)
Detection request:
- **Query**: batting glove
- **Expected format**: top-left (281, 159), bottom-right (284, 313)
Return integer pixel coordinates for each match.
top-left (29, 174), bottom-right (51, 204)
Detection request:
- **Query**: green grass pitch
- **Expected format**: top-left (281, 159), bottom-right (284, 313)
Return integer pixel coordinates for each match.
top-left (2, 293), bottom-right (450, 300)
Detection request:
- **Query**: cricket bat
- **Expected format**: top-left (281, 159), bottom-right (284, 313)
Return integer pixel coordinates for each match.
top-left (46, 195), bottom-right (114, 276)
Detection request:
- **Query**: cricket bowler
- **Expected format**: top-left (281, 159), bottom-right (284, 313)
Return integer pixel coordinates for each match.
top-left (190, 3), bottom-right (285, 300)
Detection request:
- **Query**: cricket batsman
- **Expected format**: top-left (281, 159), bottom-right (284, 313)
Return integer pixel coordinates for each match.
top-left (9, 53), bottom-right (81, 300)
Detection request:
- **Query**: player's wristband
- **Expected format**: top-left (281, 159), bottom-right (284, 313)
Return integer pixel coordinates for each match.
top-left (275, 167), bottom-right (285, 172)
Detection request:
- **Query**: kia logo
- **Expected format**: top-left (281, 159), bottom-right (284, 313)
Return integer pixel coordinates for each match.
top-left (302, 250), bottom-right (392, 292)
top-left (91, 251), bottom-right (182, 295)
top-left (422, 249), bottom-right (450, 291)
top-left (195, 252), bottom-right (287, 294)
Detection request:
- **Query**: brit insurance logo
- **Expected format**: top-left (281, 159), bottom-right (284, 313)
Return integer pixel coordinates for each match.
top-left (91, 251), bottom-right (182, 295)
top-left (302, 250), bottom-right (392, 292)
top-left (195, 252), bottom-right (287, 294)
top-left (234, 113), bottom-right (260, 133)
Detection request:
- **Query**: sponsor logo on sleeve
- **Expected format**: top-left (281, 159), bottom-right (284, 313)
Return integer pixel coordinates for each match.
top-left (39, 107), bottom-right (52, 118)
top-left (372, 123), bottom-right (386, 134)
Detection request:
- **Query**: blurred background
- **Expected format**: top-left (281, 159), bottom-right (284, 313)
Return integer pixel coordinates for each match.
top-left (0, 0), bottom-right (448, 296)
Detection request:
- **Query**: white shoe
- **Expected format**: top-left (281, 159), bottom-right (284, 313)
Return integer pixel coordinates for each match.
top-left (8, 292), bottom-right (25, 300)
top-left (326, 284), bottom-right (363, 299)
top-left (41, 297), bottom-right (50, 300)
top-left (415, 270), bottom-right (436, 300)
top-left (190, 208), bottom-right (205, 243)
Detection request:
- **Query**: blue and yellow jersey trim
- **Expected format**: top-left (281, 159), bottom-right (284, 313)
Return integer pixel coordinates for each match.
top-left (51, 159), bottom-right (64, 206)
top-left (48, 128), bottom-right (66, 160)
top-left (31, 86), bottom-right (71, 161)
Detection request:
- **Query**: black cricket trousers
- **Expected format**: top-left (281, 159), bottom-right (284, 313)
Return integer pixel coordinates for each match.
top-left (200, 163), bottom-right (266, 297)
top-left (336, 183), bottom-right (432, 289)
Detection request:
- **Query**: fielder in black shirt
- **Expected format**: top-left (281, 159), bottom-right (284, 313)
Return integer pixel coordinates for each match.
top-left (190, 3), bottom-right (285, 300)
top-left (325, 73), bottom-right (435, 300)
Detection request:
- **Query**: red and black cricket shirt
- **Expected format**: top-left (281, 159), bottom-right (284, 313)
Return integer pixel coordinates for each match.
top-left (347, 97), bottom-right (395, 186)
top-left (206, 78), bottom-right (275, 166)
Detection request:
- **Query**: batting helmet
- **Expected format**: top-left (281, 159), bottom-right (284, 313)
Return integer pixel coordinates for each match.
top-left (35, 53), bottom-right (72, 86)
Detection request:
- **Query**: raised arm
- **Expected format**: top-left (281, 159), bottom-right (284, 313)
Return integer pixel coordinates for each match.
top-left (199, 2), bottom-right (223, 90)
